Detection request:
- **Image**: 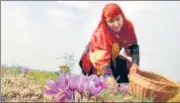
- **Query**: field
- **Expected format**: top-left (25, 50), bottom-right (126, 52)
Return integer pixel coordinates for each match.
top-left (1, 67), bottom-right (180, 102)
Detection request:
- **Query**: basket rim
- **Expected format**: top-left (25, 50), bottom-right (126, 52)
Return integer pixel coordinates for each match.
top-left (128, 70), bottom-right (180, 88)
top-left (129, 75), bottom-right (179, 92)
top-left (129, 80), bottom-right (179, 95)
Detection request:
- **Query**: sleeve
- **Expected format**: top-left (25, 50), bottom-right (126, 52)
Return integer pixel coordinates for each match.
top-left (89, 30), bottom-right (112, 76)
top-left (129, 44), bottom-right (140, 65)
top-left (127, 21), bottom-right (140, 65)
top-left (79, 43), bottom-right (93, 74)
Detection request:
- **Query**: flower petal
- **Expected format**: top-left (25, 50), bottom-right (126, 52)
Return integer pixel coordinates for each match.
top-left (64, 87), bottom-right (73, 99)
top-left (69, 75), bottom-right (80, 90)
top-left (76, 75), bottom-right (86, 93)
top-left (46, 79), bottom-right (57, 90)
top-left (44, 89), bottom-right (58, 97)
top-left (23, 68), bottom-right (29, 74)
top-left (88, 75), bottom-right (98, 82)
top-left (87, 80), bottom-right (103, 96)
top-left (90, 86), bottom-right (102, 96)
top-left (56, 74), bottom-right (68, 89)
top-left (82, 75), bottom-right (89, 91)
top-left (55, 93), bottom-right (66, 102)
top-left (88, 75), bottom-right (103, 87)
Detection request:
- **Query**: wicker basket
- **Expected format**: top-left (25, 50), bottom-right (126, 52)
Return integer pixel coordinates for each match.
top-left (128, 69), bottom-right (180, 102)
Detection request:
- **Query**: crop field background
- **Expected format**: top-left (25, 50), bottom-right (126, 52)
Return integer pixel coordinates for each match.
top-left (1, 67), bottom-right (180, 102)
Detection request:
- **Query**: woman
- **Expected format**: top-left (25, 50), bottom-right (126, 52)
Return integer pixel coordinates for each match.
top-left (79, 3), bottom-right (140, 87)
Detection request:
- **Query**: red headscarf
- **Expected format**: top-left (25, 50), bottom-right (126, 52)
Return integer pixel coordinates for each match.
top-left (101, 3), bottom-right (127, 25)
top-left (82, 3), bottom-right (137, 76)
top-left (100, 3), bottom-right (136, 40)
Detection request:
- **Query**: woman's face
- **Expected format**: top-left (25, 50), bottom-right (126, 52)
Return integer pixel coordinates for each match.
top-left (106, 14), bottom-right (124, 32)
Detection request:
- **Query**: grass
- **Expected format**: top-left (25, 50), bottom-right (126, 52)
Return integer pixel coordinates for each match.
top-left (129, 93), bottom-right (154, 102)
top-left (1, 67), bottom-right (58, 85)
top-left (28, 70), bottom-right (57, 83)
top-left (100, 90), bottom-right (109, 97)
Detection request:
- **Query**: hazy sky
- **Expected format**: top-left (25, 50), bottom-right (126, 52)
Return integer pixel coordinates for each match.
top-left (1, 1), bottom-right (180, 81)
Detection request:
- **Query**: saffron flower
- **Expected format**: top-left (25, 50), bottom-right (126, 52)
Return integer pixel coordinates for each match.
top-left (44, 74), bottom-right (109, 102)
top-left (23, 67), bottom-right (29, 76)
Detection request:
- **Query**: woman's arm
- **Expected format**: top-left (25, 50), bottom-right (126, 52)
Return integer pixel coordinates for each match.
top-left (126, 21), bottom-right (140, 66)
top-left (128, 44), bottom-right (140, 65)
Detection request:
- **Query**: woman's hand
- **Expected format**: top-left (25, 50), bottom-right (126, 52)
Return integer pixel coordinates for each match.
top-left (103, 66), bottom-right (117, 88)
top-left (105, 76), bottom-right (117, 88)
top-left (130, 63), bottom-right (139, 73)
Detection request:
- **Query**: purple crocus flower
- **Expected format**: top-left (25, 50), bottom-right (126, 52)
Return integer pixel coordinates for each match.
top-left (45, 74), bottom-right (110, 102)
top-left (56, 74), bottom-right (73, 99)
top-left (88, 75), bottom-right (99, 87)
top-left (68, 75), bottom-right (88, 101)
top-left (87, 79), bottom-right (102, 97)
top-left (88, 75), bottom-right (109, 90)
top-left (23, 67), bottom-right (29, 76)
top-left (68, 75), bottom-right (79, 91)
top-left (55, 74), bottom-right (69, 90)
top-left (75, 75), bottom-right (89, 94)
top-left (86, 75), bottom-right (107, 97)
top-left (44, 79), bottom-right (60, 97)
top-left (69, 74), bottom-right (105, 97)
top-left (44, 74), bottom-right (73, 101)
